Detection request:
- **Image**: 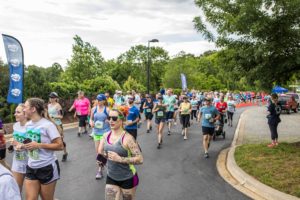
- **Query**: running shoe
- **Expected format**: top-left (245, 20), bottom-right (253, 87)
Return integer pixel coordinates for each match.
top-left (83, 130), bottom-right (88, 134)
top-left (157, 143), bottom-right (161, 149)
top-left (147, 130), bottom-right (150, 133)
top-left (95, 171), bottom-right (103, 179)
top-left (77, 132), bottom-right (81, 137)
top-left (184, 136), bottom-right (187, 140)
top-left (62, 153), bottom-right (68, 162)
top-left (89, 133), bottom-right (94, 138)
top-left (168, 130), bottom-right (171, 135)
top-left (204, 152), bottom-right (209, 158)
top-left (275, 142), bottom-right (279, 146)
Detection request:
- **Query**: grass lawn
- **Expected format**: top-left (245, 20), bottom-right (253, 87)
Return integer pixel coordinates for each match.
top-left (235, 142), bottom-right (300, 198)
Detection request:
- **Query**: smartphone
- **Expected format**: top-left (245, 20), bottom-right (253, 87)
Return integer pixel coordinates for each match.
top-left (23, 138), bottom-right (32, 144)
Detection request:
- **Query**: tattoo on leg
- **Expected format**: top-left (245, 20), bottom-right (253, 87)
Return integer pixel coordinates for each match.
top-left (123, 193), bottom-right (133, 200)
top-left (106, 187), bottom-right (117, 200)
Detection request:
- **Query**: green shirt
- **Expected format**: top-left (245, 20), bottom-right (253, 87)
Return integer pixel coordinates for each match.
top-left (163, 95), bottom-right (176, 112)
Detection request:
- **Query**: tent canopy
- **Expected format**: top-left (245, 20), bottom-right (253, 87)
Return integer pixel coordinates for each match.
top-left (272, 85), bottom-right (288, 93)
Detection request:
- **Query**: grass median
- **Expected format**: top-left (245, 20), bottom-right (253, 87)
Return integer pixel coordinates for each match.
top-left (235, 142), bottom-right (300, 198)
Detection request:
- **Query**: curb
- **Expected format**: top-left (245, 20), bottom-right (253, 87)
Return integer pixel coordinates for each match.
top-left (4, 122), bottom-right (78, 140)
top-left (217, 110), bottom-right (300, 200)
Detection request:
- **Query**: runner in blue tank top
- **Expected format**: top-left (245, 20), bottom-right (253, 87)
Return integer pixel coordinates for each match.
top-left (90, 94), bottom-right (111, 179)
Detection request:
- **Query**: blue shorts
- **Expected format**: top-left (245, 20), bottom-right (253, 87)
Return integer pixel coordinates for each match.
top-left (166, 111), bottom-right (174, 121)
top-left (155, 118), bottom-right (165, 124)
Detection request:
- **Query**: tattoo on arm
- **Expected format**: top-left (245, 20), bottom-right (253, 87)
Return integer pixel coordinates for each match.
top-left (121, 138), bottom-right (143, 165)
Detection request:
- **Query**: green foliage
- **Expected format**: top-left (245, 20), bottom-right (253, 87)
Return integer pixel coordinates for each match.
top-left (194, 0), bottom-right (300, 89)
top-left (123, 76), bottom-right (146, 92)
top-left (64, 35), bottom-right (105, 82)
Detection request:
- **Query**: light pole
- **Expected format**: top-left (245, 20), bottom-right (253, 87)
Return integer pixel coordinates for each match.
top-left (147, 39), bottom-right (159, 94)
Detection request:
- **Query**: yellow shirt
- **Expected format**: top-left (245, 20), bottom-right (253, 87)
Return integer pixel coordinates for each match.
top-left (107, 97), bottom-right (114, 109)
top-left (180, 102), bottom-right (191, 115)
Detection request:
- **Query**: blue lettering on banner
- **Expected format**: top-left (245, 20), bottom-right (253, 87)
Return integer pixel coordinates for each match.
top-left (2, 34), bottom-right (24, 104)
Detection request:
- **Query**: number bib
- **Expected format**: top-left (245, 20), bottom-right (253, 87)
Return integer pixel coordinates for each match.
top-left (157, 111), bottom-right (164, 117)
top-left (146, 109), bottom-right (151, 113)
top-left (29, 149), bottom-right (39, 160)
top-left (76, 111), bottom-right (81, 116)
top-left (95, 121), bottom-right (104, 129)
top-left (15, 151), bottom-right (27, 161)
top-left (205, 114), bottom-right (212, 120)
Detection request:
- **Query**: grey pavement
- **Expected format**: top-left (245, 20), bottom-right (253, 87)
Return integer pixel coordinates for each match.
top-left (6, 109), bottom-right (250, 200)
top-left (239, 106), bottom-right (300, 144)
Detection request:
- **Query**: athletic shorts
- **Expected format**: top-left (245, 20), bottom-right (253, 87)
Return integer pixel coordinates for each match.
top-left (166, 111), bottom-right (174, 121)
top-left (202, 126), bottom-right (215, 136)
top-left (93, 134), bottom-right (103, 141)
top-left (125, 129), bottom-right (137, 140)
top-left (106, 174), bottom-right (139, 189)
top-left (145, 113), bottom-right (153, 120)
top-left (155, 118), bottom-right (165, 124)
top-left (77, 115), bottom-right (88, 127)
top-left (25, 160), bottom-right (60, 185)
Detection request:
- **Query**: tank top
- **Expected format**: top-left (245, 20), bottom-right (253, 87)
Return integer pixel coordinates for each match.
top-left (48, 104), bottom-right (62, 125)
top-left (104, 132), bottom-right (136, 181)
top-left (93, 106), bottom-right (110, 136)
top-left (155, 104), bottom-right (166, 119)
top-left (145, 101), bottom-right (153, 113)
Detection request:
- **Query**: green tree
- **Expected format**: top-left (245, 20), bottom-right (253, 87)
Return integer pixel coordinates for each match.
top-left (63, 35), bottom-right (105, 82)
top-left (194, 0), bottom-right (300, 89)
top-left (123, 76), bottom-right (146, 92)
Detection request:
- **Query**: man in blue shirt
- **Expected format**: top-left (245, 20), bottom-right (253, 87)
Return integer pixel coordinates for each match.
top-left (198, 97), bottom-right (220, 158)
top-left (125, 95), bottom-right (140, 140)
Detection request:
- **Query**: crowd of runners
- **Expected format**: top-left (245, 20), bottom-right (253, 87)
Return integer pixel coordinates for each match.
top-left (0, 88), bottom-right (269, 200)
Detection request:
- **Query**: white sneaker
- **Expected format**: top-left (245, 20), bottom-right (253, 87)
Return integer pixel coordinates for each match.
top-left (89, 133), bottom-right (94, 138)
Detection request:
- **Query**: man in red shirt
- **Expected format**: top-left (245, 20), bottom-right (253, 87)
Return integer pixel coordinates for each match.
top-left (215, 96), bottom-right (227, 123)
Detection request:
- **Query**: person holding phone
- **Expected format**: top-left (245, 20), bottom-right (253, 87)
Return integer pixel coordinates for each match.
top-left (23, 98), bottom-right (64, 200)
top-left (98, 109), bottom-right (143, 200)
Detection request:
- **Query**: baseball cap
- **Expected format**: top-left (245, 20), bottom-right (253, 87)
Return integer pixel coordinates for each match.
top-left (96, 94), bottom-right (106, 101)
top-left (49, 92), bottom-right (58, 98)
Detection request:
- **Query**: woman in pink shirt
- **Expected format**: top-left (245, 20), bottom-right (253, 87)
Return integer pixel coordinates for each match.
top-left (69, 91), bottom-right (91, 137)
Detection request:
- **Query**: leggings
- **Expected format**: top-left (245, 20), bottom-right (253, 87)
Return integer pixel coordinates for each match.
top-left (227, 111), bottom-right (234, 121)
top-left (269, 123), bottom-right (278, 140)
top-left (191, 110), bottom-right (197, 120)
top-left (181, 114), bottom-right (190, 128)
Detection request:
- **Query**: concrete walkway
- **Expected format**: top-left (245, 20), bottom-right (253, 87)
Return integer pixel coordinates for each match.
top-left (239, 106), bottom-right (300, 144)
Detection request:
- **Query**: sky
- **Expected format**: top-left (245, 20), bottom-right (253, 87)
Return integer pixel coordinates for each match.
top-left (0, 0), bottom-right (216, 67)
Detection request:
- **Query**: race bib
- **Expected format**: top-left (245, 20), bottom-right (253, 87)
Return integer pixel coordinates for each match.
top-left (15, 151), bottom-right (26, 161)
top-left (76, 111), bottom-right (81, 115)
top-left (205, 114), bottom-right (212, 120)
top-left (29, 149), bottom-right (39, 160)
top-left (146, 109), bottom-right (151, 113)
top-left (157, 111), bottom-right (164, 117)
top-left (95, 121), bottom-right (104, 129)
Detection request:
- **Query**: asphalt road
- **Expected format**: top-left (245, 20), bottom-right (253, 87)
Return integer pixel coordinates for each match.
top-left (6, 108), bottom-right (250, 200)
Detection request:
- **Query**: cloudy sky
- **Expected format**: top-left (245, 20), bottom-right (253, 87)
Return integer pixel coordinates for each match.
top-left (0, 0), bottom-right (215, 67)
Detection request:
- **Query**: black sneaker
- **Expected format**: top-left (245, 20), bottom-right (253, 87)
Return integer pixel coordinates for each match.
top-left (62, 153), bottom-right (68, 162)
top-left (157, 143), bottom-right (161, 149)
top-left (77, 132), bottom-right (81, 137)
top-left (147, 130), bottom-right (150, 133)
top-left (168, 130), bottom-right (171, 135)
top-left (204, 152), bottom-right (209, 158)
top-left (83, 130), bottom-right (88, 134)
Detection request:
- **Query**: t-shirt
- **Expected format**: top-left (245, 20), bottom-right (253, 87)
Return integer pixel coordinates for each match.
top-left (200, 106), bottom-right (219, 128)
top-left (73, 97), bottom-right (90, 116)
top-left (0, 165), bottom-right (21, 200)
top-left (115, 96), bottom-right (125, 106)
top-left (107, 97), bottom-right (114, 109)
top-left (12, 122), bottom-right (28, 172)
top-left (190, 99), bottom-right (198, 110)
top-left (125, 106), bottom-right (140, 130)
top-left (163, 95), bottom-right (176, 112)
top-left (227, 100), bottom-right (236, 113)
top-left (267, 103), bottom-right (281, 125)
top-left (180, 102), bottom-right (191, 115)
top-left (25, 118), bottom-right (60, 168)
top-left (216, 102), bottom-right (228, 113)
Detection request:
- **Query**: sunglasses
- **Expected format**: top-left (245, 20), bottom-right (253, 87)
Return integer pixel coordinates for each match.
top-left (107, 116), bottom-right (120, 121)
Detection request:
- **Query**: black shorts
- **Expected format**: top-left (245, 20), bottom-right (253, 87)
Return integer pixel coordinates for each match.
top-left (0, 148), bottom-right (6, 160)
top-left (106, 174), bottom-right (139, 189)
top-left (155, 118), bottom-right (165, 124)
top-left (166, 111), bottom-right (174, 121)
top-left (77, 115), bottom-right (88, 127)
top-left (202, 126), bottom-right (215, 136)
top-left (145, 113), bottom-right (153, 120)
top-left (181, 114), bottom-right (190, 128)
top-left (25, 160), bottom-right (60, 185)
top-left (125, 129), bottom-right (137, 140)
